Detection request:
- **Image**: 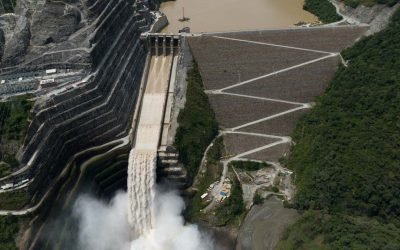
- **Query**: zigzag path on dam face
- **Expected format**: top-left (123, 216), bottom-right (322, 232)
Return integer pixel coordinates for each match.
top-left (187, 25), bottom-right (368, 249)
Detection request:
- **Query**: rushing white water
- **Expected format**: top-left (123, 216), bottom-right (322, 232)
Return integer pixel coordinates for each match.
top-left (126, 53), bottom-right (173, 237)
top-left (72, 190), bottom-right (214, 250)
top-left (127, 149), bottom-right (157, 236)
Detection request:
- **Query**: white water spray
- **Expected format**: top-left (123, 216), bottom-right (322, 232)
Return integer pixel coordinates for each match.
top-left (73, 190), bottom-right (214, 250)
top-left (69, 52), bottom-right (214, 249)
top-left (127, 149), bottom-right (157, 236)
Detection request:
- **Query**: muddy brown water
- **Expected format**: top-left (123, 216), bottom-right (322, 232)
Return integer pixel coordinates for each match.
top-left (160, 0), bottom-right (318, 33)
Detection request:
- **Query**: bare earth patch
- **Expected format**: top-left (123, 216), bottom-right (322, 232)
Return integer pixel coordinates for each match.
top-left (208, 94), bottom-right (298, 128)
top-left (239, 109), bottom-right (309, 136)
top-left (244, 143), bottom-right (291, 162)
top-left (224, 134), bottom-right (280, 156)
top-left (237, 196), bottom-right (300, 250)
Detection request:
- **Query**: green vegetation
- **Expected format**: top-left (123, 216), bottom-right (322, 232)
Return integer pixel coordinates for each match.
top-left (253, 187), bottom-right (279, 205)
top-left (229, 160), bottom-right (270, 171)
top-left (303, 0), bottom-right (342, 23)
top-left (175, 62), bottom-right (219, 179)
top-left (0, 190), bottom-right (29, 210)
top-left (253, 192), bottom-right (264, 205)
top-left (0, 96), bottom-right (33, 142)
top-left (278, 9), bottom-right (400, 249)
top-left (304, 0), bottom-right (398, 22)
top-left (277, 211), bottom-right (400, 250)
top-left (214, 174), bottom-right (245, 226)
top-left (185, 137), bottom-right (224, 221)
top-left (289, 9), bottom-right (400, 221)
top-left (0, 95), bottom-right (33, 177)
top-left (0, 0), bottom-right (17, 13)
top-left (0, 161), bottom-right (12, 177)
top-left (206, 137), bottom-right (225, 165)
top-left (0, 216), bottom-right (18, 250)
top-left (271, 186), bottom-right (279, 193)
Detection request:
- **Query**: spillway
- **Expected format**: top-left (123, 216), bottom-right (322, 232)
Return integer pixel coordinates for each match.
top-left (128, 150), bottom-right (157, 235)
top-left (128, 53), bottom-right (174, 236)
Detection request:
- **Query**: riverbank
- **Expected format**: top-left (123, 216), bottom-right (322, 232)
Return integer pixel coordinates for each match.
top-left (303, 0), bottom-right (342, 23)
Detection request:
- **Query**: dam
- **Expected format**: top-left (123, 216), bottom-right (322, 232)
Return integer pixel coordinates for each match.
top-left (0, 0), bottom-right (389, 248)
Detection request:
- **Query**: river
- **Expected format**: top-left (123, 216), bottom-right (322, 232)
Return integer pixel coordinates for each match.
top-left (160, 0), bottom-right (318, 33)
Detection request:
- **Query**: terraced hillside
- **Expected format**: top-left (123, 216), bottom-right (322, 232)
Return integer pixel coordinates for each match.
top-left (0, 0), bottom-right (156, 248)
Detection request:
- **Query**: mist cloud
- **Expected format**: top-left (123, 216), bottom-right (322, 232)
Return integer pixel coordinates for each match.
top-left (73, 189), bottom-right (213, 250)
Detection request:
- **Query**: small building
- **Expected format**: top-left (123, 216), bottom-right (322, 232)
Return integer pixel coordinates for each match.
top-left (46, 69), bottom-right (57, 75)
top-left (201, 193), bottom-right (208, 199)
top-left (40, 79), bottom-right (56, 88)
top-left (208, 182), bottom-right (218, 191)
top-left (1, 183), bottom-right (14, 190)
top-left (223, 178), bottom-right (231, 184)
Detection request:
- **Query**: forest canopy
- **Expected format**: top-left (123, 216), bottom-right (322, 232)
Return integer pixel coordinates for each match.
top-left (279, 8), bottom-right (400, 250)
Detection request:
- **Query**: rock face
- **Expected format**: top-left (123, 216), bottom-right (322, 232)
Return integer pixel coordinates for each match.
top-left (0, 14), bottom-right (30, 66)
top-left (0, 0), bottom-right (158, 248)
top-left (30, 2), bottom-right (81, 45)
top-left (0, 0), bottom-right (155, 214)
top-left (332, 0), bottom-right (400, 34)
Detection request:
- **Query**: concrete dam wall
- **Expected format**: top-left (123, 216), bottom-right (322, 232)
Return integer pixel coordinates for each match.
top-left (0, 1), bottom-right (191, 247)
top-left (0, 0), bottom-right (154, 214)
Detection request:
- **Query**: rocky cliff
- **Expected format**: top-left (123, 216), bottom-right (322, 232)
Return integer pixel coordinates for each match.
top-left (0, 1), bottom-right (156, 247)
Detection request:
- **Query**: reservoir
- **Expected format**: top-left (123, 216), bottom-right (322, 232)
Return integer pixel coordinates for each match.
top-left (160, 0), bottom-right (318, 33)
